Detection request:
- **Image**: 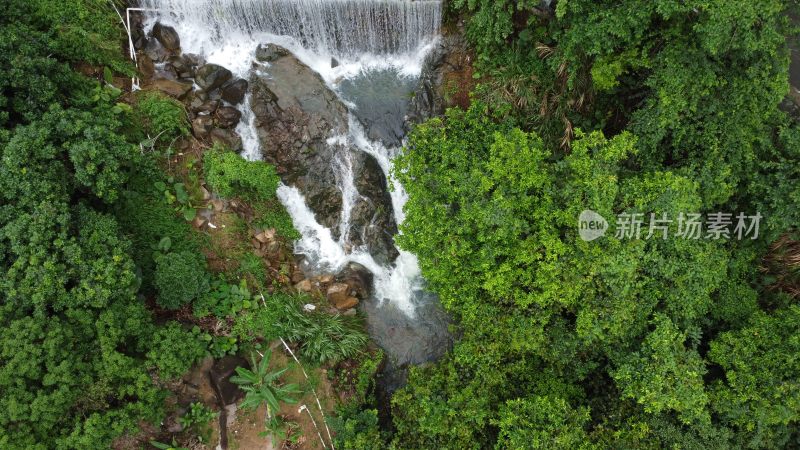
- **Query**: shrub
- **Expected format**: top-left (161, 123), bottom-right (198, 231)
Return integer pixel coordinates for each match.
top-left (193, 277), bottom-right (253, 318)
top-left (203, 145), bottom-right (281, 202)
top-left (330, 405), bottom-right (385, 450)
top-left (154, 251), bottom-right (210, 309)
top-left (147, 322), bottom-right (208, 380)
top-left (179, 402), bottom-right (218, 443)
top-left (135, 91), bottom-right (189, 146)
top-left (116, 169), bottom-right (201, 292)
top-left (252, 200), bottom-right (301, 240)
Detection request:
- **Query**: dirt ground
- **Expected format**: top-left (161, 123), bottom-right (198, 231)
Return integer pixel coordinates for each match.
top-left (211, 347), bottom-right (338, 450)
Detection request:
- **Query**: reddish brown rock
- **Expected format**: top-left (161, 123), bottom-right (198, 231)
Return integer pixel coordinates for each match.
top-left (295, 279), bottom-right (312, 293)
top-left (192, 215), bottom-right (207, 229)
top-left (326, 282), bottom-right (350, 305)
top-left (333, 296), bottom-right (359, 311)
top-left (151, 78), bottom-right (192, 99)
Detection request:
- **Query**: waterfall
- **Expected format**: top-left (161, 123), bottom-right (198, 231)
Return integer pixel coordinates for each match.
top-left (139, 0), bottom-right (442, 59)
top-left (142, 0), bottom-right (450, 364)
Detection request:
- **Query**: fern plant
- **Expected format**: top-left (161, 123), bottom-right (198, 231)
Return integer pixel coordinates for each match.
top-left (230, 351), bottom-right (301, 417)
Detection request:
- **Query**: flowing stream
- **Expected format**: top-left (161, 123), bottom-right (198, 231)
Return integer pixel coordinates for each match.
top-left (142, 0), bottom-right (450, 372)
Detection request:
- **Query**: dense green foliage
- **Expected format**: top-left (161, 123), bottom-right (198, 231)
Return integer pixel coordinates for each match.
top-left (135, 91), bottom-right (190, 145)
top-left (381, 0), bottom-right (800, 447)
top-left (154, 250), bottom-right (211, 309)
top-left (0, 1), bottom-right (210, 447)
top-left (204, 145), bottom-right (300, 238)
top-left (204, 146), bottom-right (281, 202)
top-left (387, 98), bottom-right (799, 448)
top-left (2, 0), bottom-right (798, 448)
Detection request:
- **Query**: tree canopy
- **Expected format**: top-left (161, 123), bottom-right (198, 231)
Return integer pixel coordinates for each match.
top-left (383, 0), bottom-right (800, 448)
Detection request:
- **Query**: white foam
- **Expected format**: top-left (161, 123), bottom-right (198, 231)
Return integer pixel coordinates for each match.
top-left (141, 0), bottom-right (442, 61)
top-left (237, 92), bottom-right (261, 161)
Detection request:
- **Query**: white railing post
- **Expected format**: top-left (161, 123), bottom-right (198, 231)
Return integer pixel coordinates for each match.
top-left (124, 7), bottom-right (162, 90)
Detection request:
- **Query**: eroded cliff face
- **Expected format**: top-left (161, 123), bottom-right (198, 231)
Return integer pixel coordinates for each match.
top-left (250, 44), bottom-right (399, 266)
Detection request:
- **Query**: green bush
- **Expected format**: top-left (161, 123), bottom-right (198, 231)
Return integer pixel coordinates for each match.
top-left (203, 146), bottom-right (280, 202)
top-left (154, 251), bottom-right (210, 309)
top-left (330, 404), bottom-right (385, 450)
top-left (0, 1), bottom-right (200, 447)
top-left (135, 91), bottom-right (189, 146)
top-left (116, 169), bottom-right (202, 292)
top-left (147, 322), bottom-right (208, 380)
top-left (193, 278), bottom-right (253, 318)
top-left (179, 402), bottom-right (218, 443)
top-left (252, 201), bottom-right (301, 240)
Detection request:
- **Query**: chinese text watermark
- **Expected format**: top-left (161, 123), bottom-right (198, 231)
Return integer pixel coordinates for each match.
top-left (578, 210), bottom-right (762, 242)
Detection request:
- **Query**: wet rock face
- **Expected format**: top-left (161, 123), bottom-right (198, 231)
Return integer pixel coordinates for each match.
top-left (221, 79), bottom-right (249, 105)
top-left (215, 106), bottom-right (242, 129)
top-left (339, 71), bottom-right (416, 148)
top-left (255, 43), bottom-right (290, 63)
top-left (406, 32), bottom-right (473, 128)
top-left (144, 38), bottom-right (171, 63)
top-left (250, 45), bottom-right (398, 263)
top-left (151, 23), bottom-right (181, 51)
top-left (337, 262), bottom-right (373, 300)
top-left (348, 154), bottom-right (399, 265)
top-left (169, 53), bottom-right (204, 79)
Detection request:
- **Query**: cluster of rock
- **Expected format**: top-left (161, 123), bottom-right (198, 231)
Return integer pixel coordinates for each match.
top-left (131, 19), bottom-right (247, 152)
top-left (293, 263), bottom-right (372, 313)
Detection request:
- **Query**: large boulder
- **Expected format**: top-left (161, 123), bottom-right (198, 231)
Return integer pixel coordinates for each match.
top-left (249, 46), bottom-right (398, 264)
top-left (255, 43), bottom-right (290, 63)
top-left (336, 262), bottom-right (373, 300)
top-left (192, 115), bottom-right (214, 139)
top-left (195, 64), bottom-right (233, 92)
top-left (210, 128), bottom-right (243, 152)
top-left (150, 79), bottom-right (192, 99)
top-left (189, 97), bottom-right (219, 116)
top-left (215, 106), bottom-right (242, 129)
top-left (169, 53), bottom-right (204, 79)
top-left (221, 79), bottom-right (248, 104)
top-left (151, 23), bottom-right (181, 51)
top-left (144, 38), bottom-right (170, 63)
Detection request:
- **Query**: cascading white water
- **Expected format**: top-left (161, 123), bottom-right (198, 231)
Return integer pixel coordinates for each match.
top-left (140, 0), bottom-right (442, 59)
top-left (143, 0), bottom-right (446, 339)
